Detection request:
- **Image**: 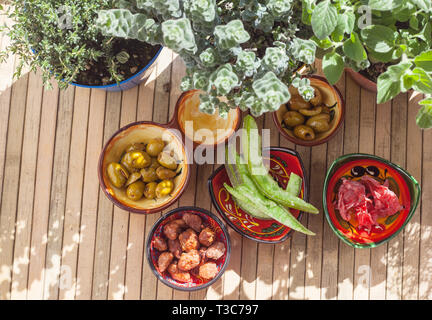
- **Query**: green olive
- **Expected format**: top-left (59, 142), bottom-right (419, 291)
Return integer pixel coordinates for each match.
top-left (309, 113), bottom-right (331, 123)
top-left (125, 171), bottom-right (142, 187)
top-left (149, 157), bottom-right (160, 169)
top-left (310, 87), bottom-right (323, 107)
top-left (293, 125), bottom-right (316, 141)
top-left (299, 106), bottom-right (323, 117)
top-left (157, 151), bottom-right (178, 170)
top-left (306, 116), bottom-right (330, 133)
top-left (322, 106), bottom-right (331, 114)
top-left (125, 143), bottom-right (146, 153)
top-left (144, 182), bottom-right (157, 200)
top-left (107, 162), bottom-right (129, 188)
top-left (140, 167), bottom-right (158, 183)
top-left (282, 111), bottom-right (305, 128)
top-left (289, 96), bottom-right (311, 111)
top-left (155, 180), bottom-right (174, 198)
top-left (121, 151), bottom-right (151, 171)
top-left (126, 181), bottom-right (146, 201)
top-left (156, 166), bottom-right (177, 180)
top-left (146, 138), bottom-right (165, 157)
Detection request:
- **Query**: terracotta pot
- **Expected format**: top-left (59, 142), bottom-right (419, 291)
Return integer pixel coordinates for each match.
top-left (345, 68), bottom-right (377, 93)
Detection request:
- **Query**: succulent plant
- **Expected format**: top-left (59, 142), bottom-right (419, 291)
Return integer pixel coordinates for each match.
top-left (97, 0), bottom-right (316, 117)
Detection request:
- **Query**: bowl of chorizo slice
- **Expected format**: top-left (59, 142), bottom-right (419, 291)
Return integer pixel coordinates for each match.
top-left (146, 206), bottom-right (231, 291)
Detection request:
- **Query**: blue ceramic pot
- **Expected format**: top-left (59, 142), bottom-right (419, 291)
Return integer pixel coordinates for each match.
top-left (71, 46), bottom-right (163, 92)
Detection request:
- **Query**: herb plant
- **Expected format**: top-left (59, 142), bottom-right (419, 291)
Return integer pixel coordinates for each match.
top-left (97, 0), bottom-right (317, 117)
top-left (301, 0), bottom-right (432, 129)
top-left (1, 0), bottom-right (151, 89)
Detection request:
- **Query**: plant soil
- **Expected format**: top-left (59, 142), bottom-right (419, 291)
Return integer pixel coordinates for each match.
top-left (358, 62), bottom-right (389, 83)
top-left (75, 38), bottom-right (161, 87)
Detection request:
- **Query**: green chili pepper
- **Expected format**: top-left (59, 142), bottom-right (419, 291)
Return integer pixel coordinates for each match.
top-left (224, 183), bottom-right (315, 236)
top-left (287, 172), bottom-right (302, 197)
top-left (225, 145), bottom-right (271, 220)
top-left (241, 115), bottom-right (319, 214)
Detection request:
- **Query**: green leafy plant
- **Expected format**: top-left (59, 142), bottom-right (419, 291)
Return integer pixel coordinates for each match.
top-left (96, 0), bottom-right (317, 117)
top-left (1, 0), bottom-right (157, 89)
top-left (301, 0), bottom-right (432, 129)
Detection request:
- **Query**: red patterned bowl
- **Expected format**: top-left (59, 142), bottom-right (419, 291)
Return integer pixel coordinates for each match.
top-left (146, 206), bottom-right (231, 291)
top-left (323, 153), bottom-right (421, 248)
top-left (208, 147), bottom-right (309, 244)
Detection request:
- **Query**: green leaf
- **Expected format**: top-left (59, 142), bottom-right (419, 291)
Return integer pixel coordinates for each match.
top-left (411, 0), bottom-right (432, 11)
top-left (361, 25), bottom-right (397, 53)
top-left (311, 0), bottom-right (338, 40)
top-left (377, 62), bottom-right (412, 104)
top-left (343, 32), bottom-right (367, 62)
top-left (411, 67), bottom-right (432, 94)
top-left (322, 52), bottom-right (344, 85)
top-left (367, 0), bottom-right (404, 11)
top-left (368, 49), bottom-right (395, 63)
top-left (416, 104), bottom-right (432, 129)
top-left (331, 15), bottom-right (347, 42)
top-left (414, 50), bottom-right (432, 72)
top-left (311, 36), bottom-right (333, 50)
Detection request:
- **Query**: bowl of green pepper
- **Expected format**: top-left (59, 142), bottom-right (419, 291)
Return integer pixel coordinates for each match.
top-left (208, 115), bottom-right (319, 244)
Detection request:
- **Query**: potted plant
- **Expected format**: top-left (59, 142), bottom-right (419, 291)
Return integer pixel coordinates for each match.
top-left (96, 0), bottom-right (319, 116)
top-left (300, 0), bottom-right (432, 129)
top-left (0, 0), bottom-right (162, 91)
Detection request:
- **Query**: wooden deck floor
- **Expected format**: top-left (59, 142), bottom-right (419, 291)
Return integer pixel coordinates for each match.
top-left (0, 37), bottom-right (431, 300)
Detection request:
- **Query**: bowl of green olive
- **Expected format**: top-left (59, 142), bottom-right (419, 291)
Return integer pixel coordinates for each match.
top-left (98, 121), bottom-right (191, 214)
top-left (273, 75), bottom-right (345, 147)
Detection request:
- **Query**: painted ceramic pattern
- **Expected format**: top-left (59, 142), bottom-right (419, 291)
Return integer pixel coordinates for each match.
top-left (326, 158), bottom-right (411, 246)
top-left (209, 148), bottom-right (307, 243)
top-left (149, 209), bottom-right (228, 289)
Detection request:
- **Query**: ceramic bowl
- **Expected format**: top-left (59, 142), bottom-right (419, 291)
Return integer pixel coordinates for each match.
top-left (273, 75), bottom-right (345, 147)
top-left (146, 206), bottom-right (231, 291)
top-left (98, 121), bottom-right (191, 214)
top-left (208, 147), bottom-right (309, 244)
top-left (173, 89), bottom-right (241, 148)
top-left (323, 153), bottom-right (421, 248)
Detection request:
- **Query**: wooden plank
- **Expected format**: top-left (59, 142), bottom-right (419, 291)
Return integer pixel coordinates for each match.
top-left (419, 125), bottom-right (432, 299)
top-left (168, 54), bottom-right (194, 301)
top-left (92, 91), bottom-right (122, 299)
top-left (238, 115), bottom-right (264, 300)
top-left (0, 29), bottom-right (16, 211)
top-left (10, 71), bottom-right (43, 299)
top-left (107, 87), bottom-right (139, 300)
top-left (255, 112), bottom-right (278, 300)
top-left (43, 85), bottom-right (75, 299)
top-left (402, 93), bottom-right (423, 300)
top-left (288, 138), bottom-right (308, 300)
top-left (370, 100), bottom-right (391, 300)
top-left (337, 74), bottom-right (360, 300)
top-left (58, 87), bottom-right (91, 300)
top-left (0, 71), bottom-right (29, 299)
top-left (0, 46), bottom-right (15, 297)
top-left (304, 143), bottom-right (326, 300)
top-left (353, 88), bottom-right (376, 300)
top-left (75, 89), bottom-right (107, 300)
top-left (386, 93), bottom-right (408, 300)
top-left (150, 48), bottom-right (174, 301)
top-left (124, 69), bottom-right (157, 300)
top-left (321, 71), bottom-right (346, 300)
top-left (27, 81), bottom-right (59, 300)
